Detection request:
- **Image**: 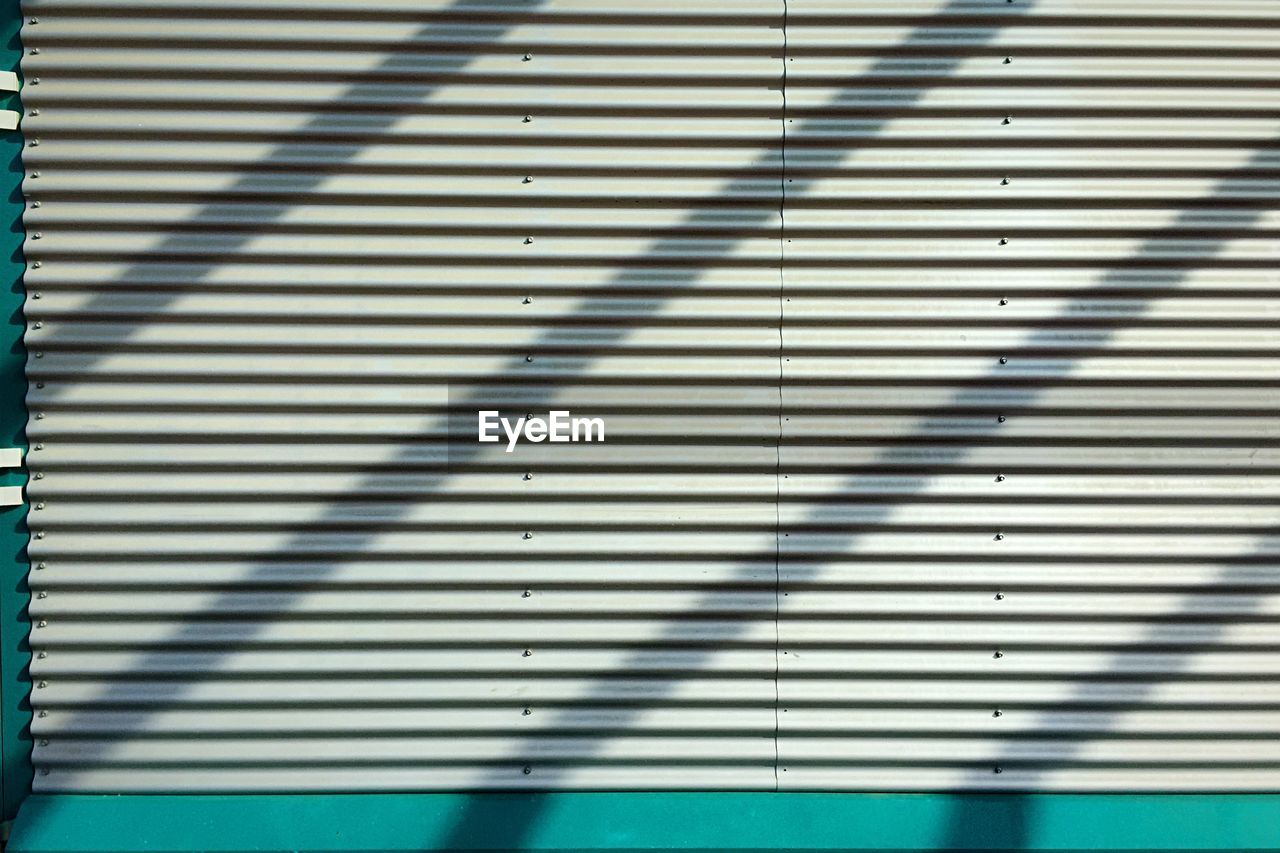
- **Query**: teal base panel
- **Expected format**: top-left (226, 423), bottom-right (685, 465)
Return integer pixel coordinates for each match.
top-left (8, 793), bottom-right (1280, 852)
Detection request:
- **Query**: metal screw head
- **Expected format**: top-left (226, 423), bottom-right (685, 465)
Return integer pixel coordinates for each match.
top-left (29, 172), bottom-right (39, 179)
top-left (998, 357), bottom-right (1007, 365)
top-left (36, 620), bottom-right (46, 628)
top-left (28, 139), bottom-right (39, 147)
top-left (523, 531), bottom-right (533, 540)
top-left (29, 78), bottom-right (39, 85)
top-left (522, 115), bottom-right (532, 123)
top-left (32, 293), bottom-right (41, 300)
top-left (522, 589), bottom-right (531, 598)
top-left (994, 532), bottom-right (1004, 541)
top-left (525, 354), bottom-right (533, 362)
top-left (34, 412), bottom-right (44, 420)
top-left (35, 531), bottom-right (44, 538)
top-left (523, 296), bottom-right (532, 304)
top-left (522, 649), bottom-right (532, 657)
top-left (1003, 56), bottom-right (1012, 64)
top-left (993, 709), bottom-right (1003, 717)
top-left (32, 261), bottom-right (41, 268)
top-left (29, 48), bottom-right (39, 55)
top-left (28, 17), bottom-right (38, 24)
top-left (522, 708), bottom-right (532, 715)
top-left (29, 109), bottom-right (39, 116)
top-left (33, 321), bottom-right (42, 329)
top-left (37, 651), bottom-right (46, 658)
top-left (1002, 115), bottom-right (1011, 125)
top-left (39, 768), bottom-right (49, 776)
top-left (39, 739), bottom-right (47, 746)
top-left (993, 766), bottom-right (1003, 774)
top-left (524, 236), bottom-right (534, 244)
top-left (37, 710), bottom-right (47, 717)
top-left (522, 766), bottom-right (532, 774)
top-left (36, 562), bottom-right (45, 569)
top-left (993, 651), bottom-right (1004, 659)
top-left (36, 680), bottom-right (46, 688)
top-left (998, 237), bottom-right (1008, 245)
top-left (523, 175), bottom-right (533, 183)
top-left (31, 232), bottom-right (42, 240)
top-left (34, 472), bottom-right (44, 479)
top-left (1000, 177), bottom-right (1008, 185)
top-left (522, 53), bottom-right (532, 61)
top-left (36, 591), bottom-right (46, 599)
top-left (997, 415), bottom-right (1006, 423)
top-left (999, 298), bottom-right (1008, 306)
top-left (35, 381), bottom-right (43, 388)
top-left (523, 472), bottom-right (533, 480)
top-left (994, 592), bottom-right (1004, 600)
top-left (995, 474), bottom-right (1005, 482)
top-left (31, 200), bottom-right (41, 208)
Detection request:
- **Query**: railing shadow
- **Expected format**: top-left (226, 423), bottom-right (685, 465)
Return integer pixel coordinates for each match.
top-left (20, 0), bottom-right (1280, 850)
top-left (433, 130), bottom-right (1280, 853)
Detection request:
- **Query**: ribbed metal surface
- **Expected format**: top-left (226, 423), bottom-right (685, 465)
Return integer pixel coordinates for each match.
top-left (18, 0), bottom-right (1280, 792)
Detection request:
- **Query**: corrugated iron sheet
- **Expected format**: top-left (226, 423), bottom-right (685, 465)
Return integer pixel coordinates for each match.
top-left (19, 0), bottom-right (1280, 792)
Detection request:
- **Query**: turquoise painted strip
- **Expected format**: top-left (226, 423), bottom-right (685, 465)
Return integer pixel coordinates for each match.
top-left (0, 0), bottom-right (28, 824)
top-left (8, 794), bottom-right (1280, 851)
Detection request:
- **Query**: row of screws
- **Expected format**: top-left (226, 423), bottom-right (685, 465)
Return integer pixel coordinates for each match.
top-left (521, 451), bottom-right (537, 738)
top-left (513, 129), bottom-right (537, 781)
top-left (26, 88), bottom-right (45, 316)
top-left (29, 415), bottom-right (48, 792)
top-left (513, 194), bottom-right (538, 776)
top-left (996, 47), bottom-right (1017, 718)
top-left (995, 64), bottom-right (1015, 775)
top-left (519, 50), bottom-right (533, 137)
top-left (991, 83), bottom-right (1015, 781)
top-left (24, 52), bottom-right (48, 765)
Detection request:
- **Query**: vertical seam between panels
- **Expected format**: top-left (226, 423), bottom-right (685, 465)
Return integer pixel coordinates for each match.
top-left (773, 0), bottom-right (789, 793)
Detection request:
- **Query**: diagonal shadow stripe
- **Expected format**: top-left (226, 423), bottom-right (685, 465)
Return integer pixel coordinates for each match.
top-left (940, 538), bottom-right (1280, 849)
top-left (27, 2), bottom-right (1280, 845)
top-left (432, 166), bottom-right (1279, 850)
top-left (25, 0), bottom-right (564, 766)
top-left (31, 0), bottom-right (552, 388)
top-left (432, 81), bottom-right (1279, 853)
top-left (426, 18), bottom-right (1280, 853)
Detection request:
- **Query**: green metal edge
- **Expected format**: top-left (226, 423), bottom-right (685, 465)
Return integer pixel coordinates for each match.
top-left (6, 793), bottom-right (1280, 852)
top-left (0, 0), bottom-right (28, 826)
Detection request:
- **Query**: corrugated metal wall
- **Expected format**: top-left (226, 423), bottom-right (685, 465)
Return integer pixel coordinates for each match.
top-left (18, 0), bottom-right (1280, 792)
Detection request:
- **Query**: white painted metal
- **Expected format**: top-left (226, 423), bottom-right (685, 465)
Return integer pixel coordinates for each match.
top-left (19, 0), bottom-right (1280, 794)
